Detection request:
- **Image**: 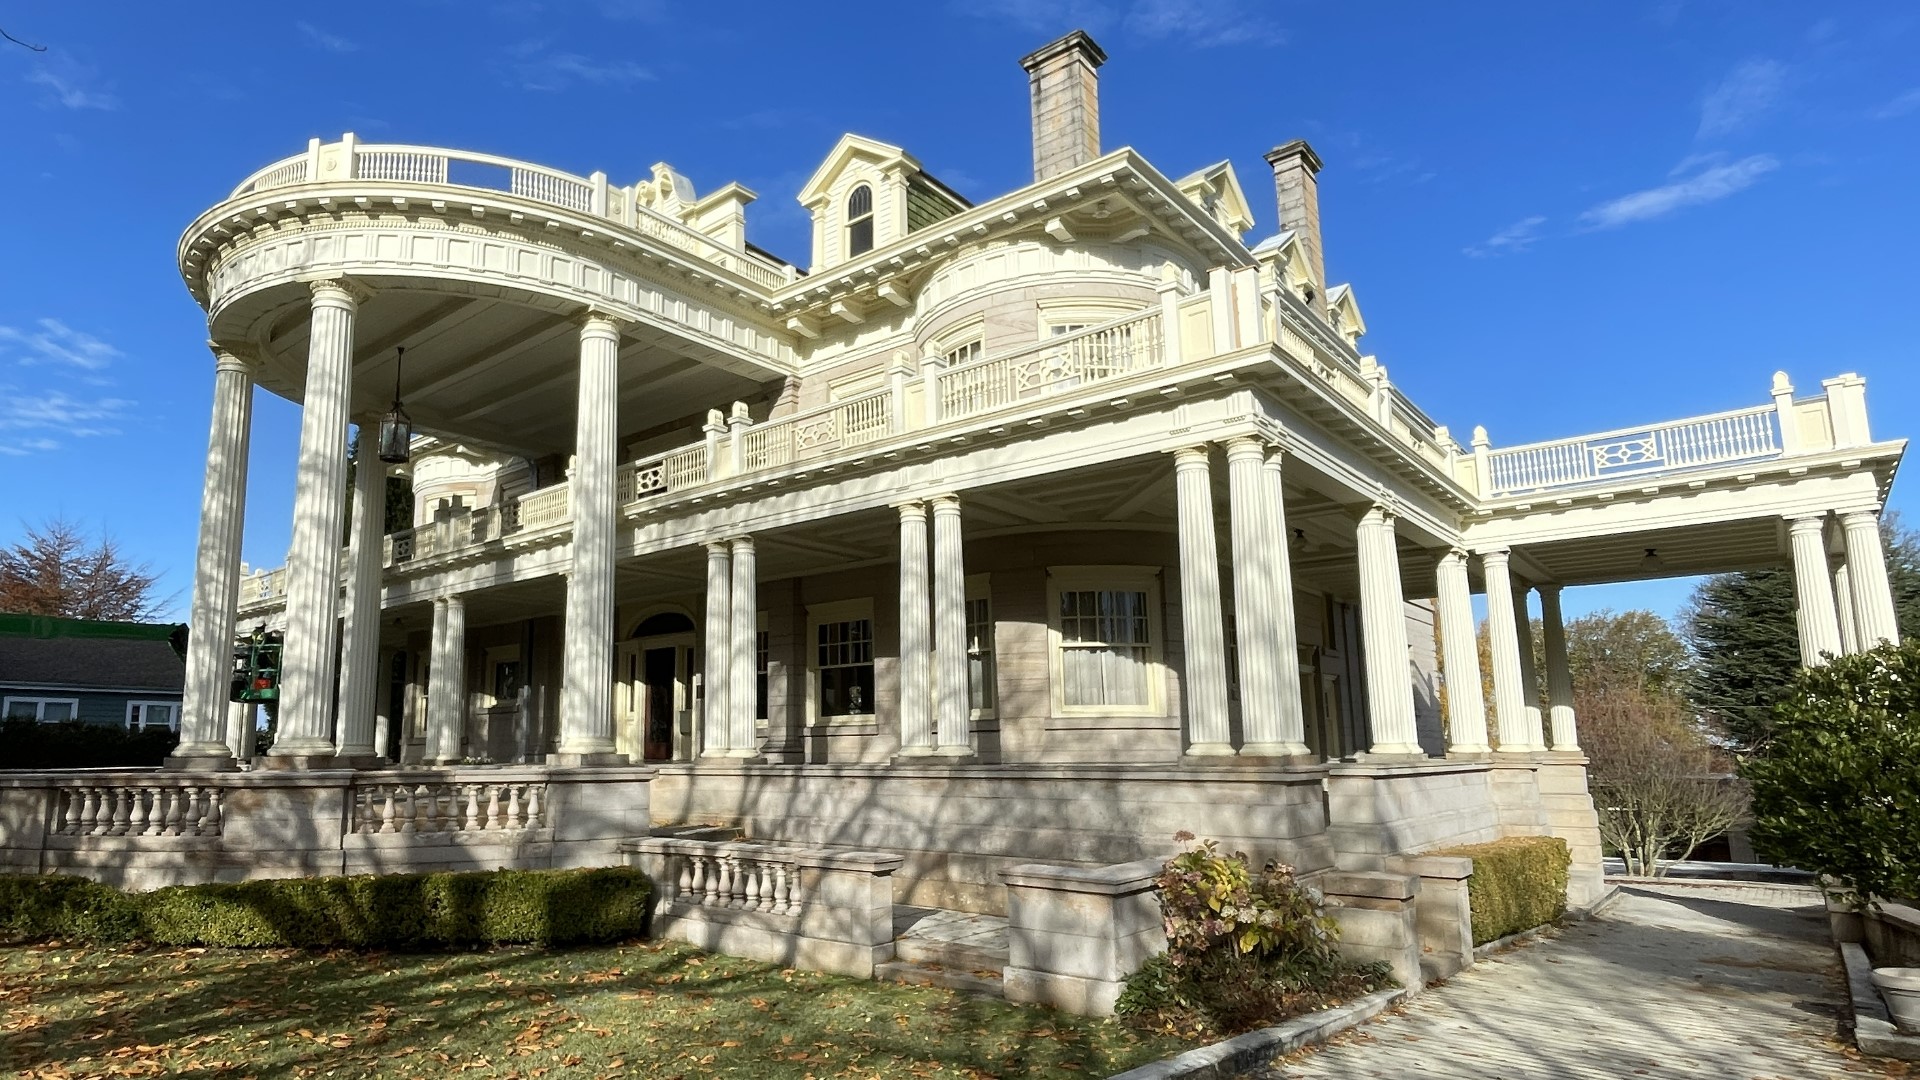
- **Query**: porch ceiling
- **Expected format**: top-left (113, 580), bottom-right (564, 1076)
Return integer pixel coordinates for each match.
top-left (232, 282), bottom-right (779, 458)
top-left (1497, 516), bottom-right (1786, 589)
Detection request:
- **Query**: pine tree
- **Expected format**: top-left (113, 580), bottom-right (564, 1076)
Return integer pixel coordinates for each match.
top-left (1684, 512), bottom-right (1920, 752)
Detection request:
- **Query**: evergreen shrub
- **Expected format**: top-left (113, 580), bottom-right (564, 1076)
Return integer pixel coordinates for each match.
top-left (0, 867), bottom-right (651, 950)
top-left (0, 719), bottom-right (178, 770)
top-left (1434, 836), bottom-right (1570, 945)
top-left (1743, 642), bottom-right (1920, 906)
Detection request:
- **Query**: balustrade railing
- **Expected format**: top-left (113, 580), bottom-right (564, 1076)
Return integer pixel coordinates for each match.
top-left (226, 138), bottom-right (790, 288)
top-left (655, 843), bottom-right (804, 915)
top-left (937, 308), bottom-right (1165, 422)
top-left (740, 388), bottom-right (898, 474)
top-left (350, 780), bottom-right (547, 835)
top-left (621, 445), bottom-right (710, 503)
top-left (1485, 403), bottom-right (1782, 495)
top-left (515, 484), bottom-right (571, 530)
top-left (52, 784), bottom-right (224, 838)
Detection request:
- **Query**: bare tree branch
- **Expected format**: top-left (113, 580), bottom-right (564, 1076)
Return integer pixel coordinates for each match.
top-left (0, 517), bottom-right (164, 621)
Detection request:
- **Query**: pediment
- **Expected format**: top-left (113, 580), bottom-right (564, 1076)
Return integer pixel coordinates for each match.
top-left (797, 134), bottom-right (923, 209)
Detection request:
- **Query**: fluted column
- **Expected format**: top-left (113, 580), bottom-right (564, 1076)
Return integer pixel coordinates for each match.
top-left (272, 280), bottom-right (359, 762)
top-left (558, 314), bottom-right (622, 760)
top-left (1355, 505), bottom-right (1421, 755)
top-left (728, 537), bottom-right (761, 758)
top-left (701, 542), bottom-right (732, 756)
top-left (1511, 582), bottom-right (1549, 750)
top-left (1789, 515), bottom-right (1844, 664)
top-left (1225, 439), bottom-right (1285, 755)
top-left (169, 346), bottom-right (255, 769)
top-left (425, 596), bottom-right (465, 764)
top-left (1262, 449), bottom-right (1310, 756)
top-left (1539, 584), bottom-right (1579, 751)
top-left (896, 502), bottom-right (934, 755)
top-left (1842, 510), bottom-right (1901, 648)
top-left (1481, 549), bottom-right (1539, 752)
top-left (1833, 563), bottom-right (1860, 655)
top-left (334, 440), bottom-right (385, 761)
top-left (931, 495), bottom-right (973, 756)
top-left (225, 701), bottom-right (256, 762)
top-left (1434, 548), bottom-right (1490, 754)
top-left (1173, 448), bottom-right (1233, 756)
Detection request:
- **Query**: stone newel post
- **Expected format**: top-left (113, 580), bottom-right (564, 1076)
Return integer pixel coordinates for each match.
top-left (272, 279), bottom-right (360, 764)
top-left (170, 346), bottom-right (255, 770)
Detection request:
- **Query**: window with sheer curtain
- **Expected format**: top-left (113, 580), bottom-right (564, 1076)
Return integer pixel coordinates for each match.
top-left (1049, 569), bottom-right (1162, 713)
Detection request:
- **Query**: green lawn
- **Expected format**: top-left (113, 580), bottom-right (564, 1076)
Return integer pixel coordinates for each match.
top-left (0, 939), bottom-right (1186, 1079)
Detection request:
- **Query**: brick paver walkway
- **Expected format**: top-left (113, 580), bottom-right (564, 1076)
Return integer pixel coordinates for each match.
top-left (1266, 881), bottom-right (1902, 1079)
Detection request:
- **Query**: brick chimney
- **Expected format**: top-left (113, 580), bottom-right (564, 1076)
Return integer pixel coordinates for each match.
top-left (1263, 140), bottom-right (1325, 305)
top-left (1020, 30), bottom-right (1107, 182)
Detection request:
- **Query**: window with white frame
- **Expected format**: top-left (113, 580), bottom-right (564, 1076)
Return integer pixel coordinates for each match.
top-left (4, 697), bottom-right (80, 723)
top-left (1048, 567), bottom-right (1162, 713)
top-left (966, 574), bottom-right (995, 715)
top-left (126, 701), bottom-right (180, 731)
top-left (846, 185), bottom-right (875, 257)
top-left (809, 599), bottom-right (875, 720)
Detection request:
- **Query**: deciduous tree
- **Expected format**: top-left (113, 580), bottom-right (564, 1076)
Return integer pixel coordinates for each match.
top-left (0, 518), bottom-right (162, 621)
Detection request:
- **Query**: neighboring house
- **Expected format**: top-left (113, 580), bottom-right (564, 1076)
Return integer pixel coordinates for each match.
top-left (0, 615), bottom-right (188, 731)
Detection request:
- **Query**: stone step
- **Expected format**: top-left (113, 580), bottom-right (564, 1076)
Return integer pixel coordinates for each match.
top-left (893, 935), bottom-right (1008, 975)
top-left (875, 959), bottom-right (1005, 997)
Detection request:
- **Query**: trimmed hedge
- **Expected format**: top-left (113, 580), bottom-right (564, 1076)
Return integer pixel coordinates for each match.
top-left (0, 719), bottom-right (178, 770)
top-left (0, 866), bottom-right (651, 950)
top-left (1434, 836), bottom-right (1570, 945)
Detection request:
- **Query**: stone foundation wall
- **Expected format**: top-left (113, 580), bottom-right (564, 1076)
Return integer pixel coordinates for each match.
top-left (650, 762), bottom-right (1332, 914)
top-left (1325, 760), bottom-right (1504, 871)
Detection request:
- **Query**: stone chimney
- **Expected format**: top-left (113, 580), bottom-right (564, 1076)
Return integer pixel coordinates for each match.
top-left (1263, 140), bottom-right (1325, 305)
top-left (1020, 30), bottom-right (1107, 182)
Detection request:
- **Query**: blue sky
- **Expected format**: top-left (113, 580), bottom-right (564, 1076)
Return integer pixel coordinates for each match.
top-left (1, 1), bottom-right (1915, 626)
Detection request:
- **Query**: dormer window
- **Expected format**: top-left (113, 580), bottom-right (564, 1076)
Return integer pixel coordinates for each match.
top-left (846, 185), bottom-right (874, 257)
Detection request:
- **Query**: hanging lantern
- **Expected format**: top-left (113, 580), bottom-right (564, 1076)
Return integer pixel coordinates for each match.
top-left (377, 346), bottom-right (413, 464)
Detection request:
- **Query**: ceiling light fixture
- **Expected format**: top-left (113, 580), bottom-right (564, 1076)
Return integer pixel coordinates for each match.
top-left (1640, 547), bottom-right (1666, 573)
top-left (377, 346), bottom-right (413, 464)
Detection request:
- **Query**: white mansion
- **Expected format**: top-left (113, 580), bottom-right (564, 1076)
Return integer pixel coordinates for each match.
top-left (3, 31), bottom-right (1902, 1007)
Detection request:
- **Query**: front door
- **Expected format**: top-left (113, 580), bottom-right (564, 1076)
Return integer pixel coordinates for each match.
top-left (642, 646), bottom-right (677, 761)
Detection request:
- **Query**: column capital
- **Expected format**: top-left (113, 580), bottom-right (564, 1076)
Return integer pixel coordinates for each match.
top-left (208, 341), bottom-right (261, 374)
top-left (1438, 546), bottom-right (1469, 567)
top-left (1221, 434), bottom-right (1269, 462)
top-left (704, 540), bottom-right (733, 558)
top-left (1171, 444), bottom-right (1211, 469)
top-left (729, 535), bottom-right (755, 555)
top-left (578, 308), bottom-right (627, 336)
top-left (929, 493), bottom-right (963, 513)
top-left (1787, 513), bottom-right (1829, 535)
top-left (1839, 508), bottom-right (1882, 529)
top-left (1478, 546), bottom-right (1513, 564)
top-left (1537, 582), bottom-right (1564, 598)
top-left (893, 500), bottom-right (928, 520)
top-left (304, 276), bottom-right (369, 307)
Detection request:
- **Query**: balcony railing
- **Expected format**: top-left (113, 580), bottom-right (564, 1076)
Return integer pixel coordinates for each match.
top-left (1483, 404), bottom-right (1784, 497)
top-left (226, 136), bottom-right (793, 290)
top-left (936, 307), bottom-right (1166, 422)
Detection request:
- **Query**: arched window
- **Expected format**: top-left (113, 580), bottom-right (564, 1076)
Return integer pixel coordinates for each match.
top-left (846, 185), bottom-right (874, 256)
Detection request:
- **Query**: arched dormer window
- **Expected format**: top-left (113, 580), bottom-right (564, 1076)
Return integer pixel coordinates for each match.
top-left (846, 185), bottom-right (874, 257)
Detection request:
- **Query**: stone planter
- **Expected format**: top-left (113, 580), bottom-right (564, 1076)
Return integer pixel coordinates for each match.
top-left (1871, 967), bottom-right (1920, 1033)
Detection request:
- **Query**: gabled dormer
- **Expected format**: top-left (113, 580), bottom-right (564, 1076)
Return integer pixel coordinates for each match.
top-left (798, 134), bottom-right (968, 273)
top-left (1250, 230), bottom-right (1318, 305)
top-left (1173, 160), bottom-right (1254, 238)
top-left (1326, 283), bottom-right (1368, 349)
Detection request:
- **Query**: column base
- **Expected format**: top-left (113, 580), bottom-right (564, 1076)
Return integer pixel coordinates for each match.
top-left (256, 753), bottom-right (339, 771)
top-left (932, 745), bottom-right (977, 759)
top-left (1445, 747), bottom-right (1494, 760)
top-left (1358, 746), bottom-right (1428, 760)
top-left (894, 744), bottom-right (937, 759)
top-left (1494, 746), bottom-right (1548, 757)
top-left (547, 751), bottom-right (630, 768)
top-left (1239, 741), bottom-right (1313, 759)
top-left (163, 744), bottom-right (237, 772)
top-left (1184, 742), bottom-right (1236, 757)
top-left (332, 754), bottom-right (388, 770)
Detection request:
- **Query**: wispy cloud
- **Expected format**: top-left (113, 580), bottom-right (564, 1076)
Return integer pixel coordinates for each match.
top-left (1873, 87), bottom-right (1920, 120)
top-left (1579, 155), bottom-right (1779, 230)
top-left (296, 21), bottom-right (357, 52)
top-left (957, 0), bottom-right (1284, 48)
top-left (1697, 58), bottom-right (1788, 139)
top-left (25, 65), bottom-right (119, 111)
top-left (1463, 215), bottom-right (1548, 258)
top-left (0, 319), bottom-right (123, 370)
top-left (0, 390), bottom-right (133, 454)
top-left (506, 42), bottom-right (655, 91)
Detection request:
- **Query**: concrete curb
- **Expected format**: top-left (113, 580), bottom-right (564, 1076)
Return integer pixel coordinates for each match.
top-left (1839, 940), bottom-right (1920, 1061)
top-left (1102, 987), bottom-right (1406, 1080)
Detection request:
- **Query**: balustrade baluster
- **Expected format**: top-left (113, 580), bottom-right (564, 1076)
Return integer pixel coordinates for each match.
top-left (506, 785), bottom-right (525, 828)
top-left (204, 789), bottom-right (223, 834)
top-left (126, 788), bottom-right (150, 836)
top-left (418, 784), bottom-right (438, 832)
top-left (464, 785), bottom-right (482, 830)
top-left (79, 788), bottom-right (100, 835)
top-left (526, 785), bottom-right (542, 826)
top-left (716, 859), bottom-right (736, 907)
top-left (182, 787), bottom-right (205, 835)
top-left (690, 856), bottom-right (709, 905)
top-left (485, 786), bottom-right (502, 830)
top-left (743, 863), bottom-right (762, 911)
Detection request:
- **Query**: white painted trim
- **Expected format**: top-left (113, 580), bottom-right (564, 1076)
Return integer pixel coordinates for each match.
top-left (1044, 565), bottom-right (1167, 719)
top-left (805, 596), bottom-right (877, 727)
top-left (3, 696), bottom-right (83, 724)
